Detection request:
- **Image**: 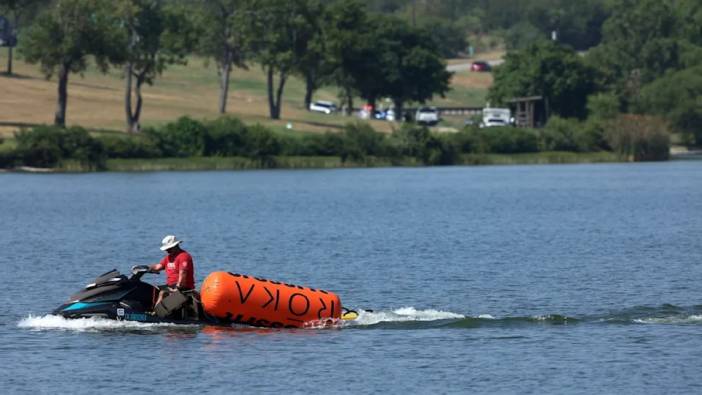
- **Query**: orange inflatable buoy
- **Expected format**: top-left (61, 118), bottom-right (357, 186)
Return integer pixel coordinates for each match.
top-left (200, 272), bottom-right (342, 328)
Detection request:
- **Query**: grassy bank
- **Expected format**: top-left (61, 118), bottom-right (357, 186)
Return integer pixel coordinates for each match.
top-left (0, 57), bottom-right (492, 137)
top-left (96, 151), bottom-right (621, 172)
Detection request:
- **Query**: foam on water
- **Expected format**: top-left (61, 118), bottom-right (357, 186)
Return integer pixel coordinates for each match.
top-left (633, 315), bottom-right (702, 325)
top-left (17, 314), bottom-right (193, 332)
top-left (347, 307), bottom-right (465, 326)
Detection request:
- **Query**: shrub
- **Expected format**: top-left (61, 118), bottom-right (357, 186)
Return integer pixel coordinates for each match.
top-left (0, 150), bottom-right (17, 168)
top-left (145, 116), bottom-right (208, 157)
top-left (245, 124), bottom-right (281, 165)
top-left (204, 116), bottom-right (248, 156)
top-left (540, 116), bottom-right (603, 152)
top-left (284, 132), bottom-right (344, 156)
top-left (100, 135), bottom-right (161, 158)
top-left (14, 125), bottom-right (106, 169)
top-left (604, 114), bottom-right (670, 161)
top-left (479, 126), bottom-right (540, 154)
top-left (424, 134), bottom-right (459, 165)
top-left (389, 124), bottom-right (431, 158)
top-left (339, 122), bottom-right (387, 163)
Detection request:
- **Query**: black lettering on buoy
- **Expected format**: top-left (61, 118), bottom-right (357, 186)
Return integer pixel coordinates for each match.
top-left (270, 280), bottom-right (281, 285)
top-left (261, 286), bottom-right (280, 311)
top-left (320, 290), bottom-right (328, 295)
top-left (297, 285), bottom-right (305, 290)
top-left (288, 293), bottom-right (310, 316)
top-left (284, 283), bottom-right (295, 288)
top-left (235, 281), bottom-right (255, 304)
top-left (317, 298), bottom-right (327, 319)
top-left (254, 277), bottom-right (268, 283)
top-left (242, 275), bottom-right (249, 279)
top-left (228, 272), bottom-right (241, 278)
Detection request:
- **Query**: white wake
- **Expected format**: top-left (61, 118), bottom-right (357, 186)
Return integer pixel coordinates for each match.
top-left (17, 314), bottom-right (192, 332)
top-left (345, 307), bottom-right (465, 326)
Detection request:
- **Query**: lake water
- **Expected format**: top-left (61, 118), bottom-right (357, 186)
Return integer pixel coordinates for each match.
top-left (1, 162), bottom-right (701, 394)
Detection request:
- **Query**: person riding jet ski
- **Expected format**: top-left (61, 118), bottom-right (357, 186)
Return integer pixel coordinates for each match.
top-left (147, 235), bottom-right (196, 317)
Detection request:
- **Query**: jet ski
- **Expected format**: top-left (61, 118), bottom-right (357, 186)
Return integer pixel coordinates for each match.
top-left (53, 265), bottom-right (221, 325)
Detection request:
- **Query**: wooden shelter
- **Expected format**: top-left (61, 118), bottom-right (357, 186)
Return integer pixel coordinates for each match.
top-left (508, 96), bottom-right (548, 128)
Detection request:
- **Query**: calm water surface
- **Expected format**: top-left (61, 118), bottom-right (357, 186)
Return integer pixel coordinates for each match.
top-left (1, 162), bottom-right (701, 394)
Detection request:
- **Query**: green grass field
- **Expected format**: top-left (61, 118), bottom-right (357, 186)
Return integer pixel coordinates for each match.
top-left (0, 55), bottom-right (492, 137)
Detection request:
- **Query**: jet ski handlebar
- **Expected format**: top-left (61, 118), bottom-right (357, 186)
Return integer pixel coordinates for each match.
top-left (130, 265), bottom-right (154, 280)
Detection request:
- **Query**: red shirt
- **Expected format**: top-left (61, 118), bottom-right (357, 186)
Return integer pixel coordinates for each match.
top-left (160, 250), bottom-right (195, 289)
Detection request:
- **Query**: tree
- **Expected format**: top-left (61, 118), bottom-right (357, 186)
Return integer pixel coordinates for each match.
top-left (118, 0), bottom-right (196, 133)
top-left (586, 0), bottom-right (682, 105)
top-left (489, 41), bottom-right (597, 119)
top-left (249, 0), bottom-right (319, 119)
top-left (324, 0), bottom-right (372, 115)
top-left (0, 0), bottom-right (47, 75)
top-left (195, 0), bottom-right (251, 114)
top-left (326, 12), bottom-right (451, 119)
top-left (640, 66), bottom-right (702, 145)
top-left (20, 0), bottom-right (125, 126)
top-left (293, 0), bottom-right (334, 111)
top-left (373, 17), bottom-right (452, 118)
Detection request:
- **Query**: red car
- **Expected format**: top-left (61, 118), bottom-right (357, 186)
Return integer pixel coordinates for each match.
top-left (470, 61), bottom-right (492, 72)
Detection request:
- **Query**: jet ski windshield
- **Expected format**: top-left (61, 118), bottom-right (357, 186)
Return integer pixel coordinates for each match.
top-left (84, 269), bottom-right (128, 290)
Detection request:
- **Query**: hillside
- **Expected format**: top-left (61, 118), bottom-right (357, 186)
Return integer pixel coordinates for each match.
top-left (0, 56), bottom-right (494, 137)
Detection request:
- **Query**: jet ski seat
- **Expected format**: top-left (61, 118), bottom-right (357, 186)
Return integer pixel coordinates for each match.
top-left (154, 289), bottom-right (200, 319)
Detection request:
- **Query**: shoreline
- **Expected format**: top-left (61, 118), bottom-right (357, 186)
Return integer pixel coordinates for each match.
top-left (0, 152), bottom-right (627, 173)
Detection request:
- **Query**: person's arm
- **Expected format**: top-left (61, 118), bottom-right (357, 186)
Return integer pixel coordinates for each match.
top-left (149, 262), bottom-right (164, 273)
top-left (176, 269), bottom-right (186, 289)
top-left (175, 256), bottom-right (192, 289)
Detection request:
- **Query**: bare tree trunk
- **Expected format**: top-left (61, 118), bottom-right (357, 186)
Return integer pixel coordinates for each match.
top-left (304, 71), bottom-right (315, 110)
top-left (125, 63), bottom-right (136, 133)
top-left (275, 71), bottom-right (287, 120)
top-left (133, 75), bottom-right (145, 131)
top-left (267, 67), bottom-right (276, 119)
top-left (266, 67), bottom-right (287, 119)
top-left (7, 47), bottom-right (13, 75)
top-left (54, 63), bottom-right (69, 127)
top-left (345, 89), bottom-right (354, 116)
top-left (218, 60), bottom-right (232, 114)
top-left (394, 99), bottom-right (405, 122)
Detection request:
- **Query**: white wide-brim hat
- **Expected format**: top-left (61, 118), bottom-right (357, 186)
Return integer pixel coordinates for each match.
top-left (160, 235), bottom-right (182, 251)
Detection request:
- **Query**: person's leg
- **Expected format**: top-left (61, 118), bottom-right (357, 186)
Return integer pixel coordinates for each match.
top-left (154, 285), bottom-right (170, 310)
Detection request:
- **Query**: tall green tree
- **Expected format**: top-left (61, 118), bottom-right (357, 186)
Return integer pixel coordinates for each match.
top-left (640, 66), bottom-right (702, 145)
top-left (290, 0), bottom-right (327, 111)
top-left (21, 0), bottom-right (125, 126)
top-left (249, 0), bottom-right (319, 119)
top-left (586, 0), bottom-right (682, 105)
top-left (118, 0), bottom-right (196, 133)
top-left (324, 0), bottom-right (372, 115)
top-left (371, 17), bottom-right (452, 118)
top-left (489, 41), bottom-right (597, 119)
top-left (195, 0), bottom-right (251, 114)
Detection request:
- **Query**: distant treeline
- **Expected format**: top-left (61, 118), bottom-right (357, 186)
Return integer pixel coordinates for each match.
top-left (0, 114), bottom-right (668, 171)
top-left (2, 0), bottom-right (699, 147)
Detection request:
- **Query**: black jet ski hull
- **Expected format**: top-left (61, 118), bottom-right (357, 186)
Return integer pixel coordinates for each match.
top-left (53, 267), bottom-right (224, 326)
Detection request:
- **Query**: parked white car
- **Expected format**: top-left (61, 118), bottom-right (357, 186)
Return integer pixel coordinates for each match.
top-left (480, 107), bottom-right (512, 128)
top-left (415, 107), bottom-right (439, 125)
top-left (309, 100), bottom-right (337, 114)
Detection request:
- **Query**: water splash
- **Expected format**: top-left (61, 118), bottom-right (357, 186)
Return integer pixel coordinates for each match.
top-left (345, 307), bottom-right (465, 327)
top-left (17, 314), bottom-right (195, 332)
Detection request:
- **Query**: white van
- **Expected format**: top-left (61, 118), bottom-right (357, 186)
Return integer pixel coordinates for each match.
top-left (415, 107), bottom-right (439, 125)
top-left (309, 100), bottom-right (337, 114)
top-left (480, 108), bottom-right (512, 127)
